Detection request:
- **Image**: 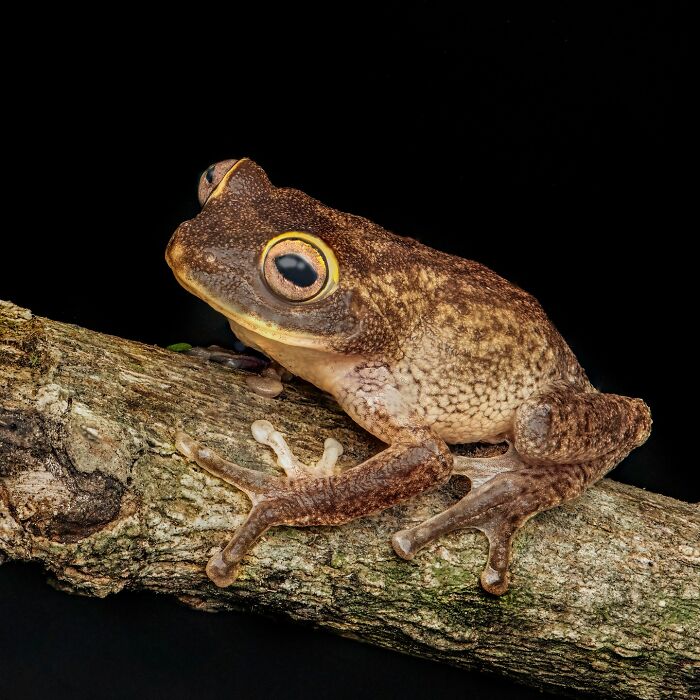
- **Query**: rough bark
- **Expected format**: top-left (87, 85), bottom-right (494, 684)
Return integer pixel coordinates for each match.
top-left (0, 299), bottom-right (697, 699)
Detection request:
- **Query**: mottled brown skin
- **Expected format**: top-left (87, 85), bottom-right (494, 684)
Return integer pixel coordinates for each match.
top-left (166, 158), bottom-right (652, 594)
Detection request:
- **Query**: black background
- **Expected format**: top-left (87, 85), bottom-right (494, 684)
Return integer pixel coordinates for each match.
top-left (1, 6), bottom-right (693, 699)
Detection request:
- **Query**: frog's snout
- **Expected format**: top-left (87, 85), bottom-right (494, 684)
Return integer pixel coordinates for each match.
top-left (165, 221), bottom-right (228, 300)
top-left (165, 224), bottom-right (189, 271)
top-left (165, 237), bottom-right (180, 270)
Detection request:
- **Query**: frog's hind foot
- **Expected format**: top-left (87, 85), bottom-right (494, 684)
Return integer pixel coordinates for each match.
top-left (392, 462), bottom-right (550, 595)
top-left (175, 423), bottom-right (344, 586)
top-left (451, 441), bottom-right (522, 483)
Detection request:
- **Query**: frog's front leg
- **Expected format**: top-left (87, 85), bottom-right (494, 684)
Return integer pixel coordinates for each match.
top-left (392, 386), bottom-right (652, 595)
top-left (176, 425), bottom-right (341, 584)
top-left (177, 384), bottom-right (453, 587)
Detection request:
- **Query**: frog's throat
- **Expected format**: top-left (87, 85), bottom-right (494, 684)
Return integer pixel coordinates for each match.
top-left (175, 273), bottom-right (333, 350)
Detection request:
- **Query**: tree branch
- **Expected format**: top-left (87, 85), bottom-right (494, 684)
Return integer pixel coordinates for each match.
top-left (0, 299), bottom-right (697, 699)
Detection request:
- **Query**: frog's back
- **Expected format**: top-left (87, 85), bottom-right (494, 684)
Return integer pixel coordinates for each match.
top-left (360, 233), bottom-right (590, 443)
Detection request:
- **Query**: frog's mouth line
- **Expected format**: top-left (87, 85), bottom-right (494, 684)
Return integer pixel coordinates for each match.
top-left (169, 266), bottom-right (334, 351)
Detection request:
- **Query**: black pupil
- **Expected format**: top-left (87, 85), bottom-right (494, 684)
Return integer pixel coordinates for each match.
top-left (205, 166), bottom-right (215, 184)
top-left (274, 253), bottom-right (319, 287)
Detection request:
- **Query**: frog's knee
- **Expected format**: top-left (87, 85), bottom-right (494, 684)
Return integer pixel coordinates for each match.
top-left (630, 398), bottom-right (652, 447)
top-left (420, 433), bottom-right (455, 477)
top-left (514, 399), bottom-right (553, 455)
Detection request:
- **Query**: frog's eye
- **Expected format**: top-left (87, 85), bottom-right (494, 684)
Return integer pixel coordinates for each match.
top-left (198, 159), bottom-right (239, 206)
top-left (261, 232), bottom-right (339, 303)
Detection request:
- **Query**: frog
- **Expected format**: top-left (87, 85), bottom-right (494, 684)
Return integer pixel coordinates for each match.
top-left (166, 158), bottom-right (652, 595)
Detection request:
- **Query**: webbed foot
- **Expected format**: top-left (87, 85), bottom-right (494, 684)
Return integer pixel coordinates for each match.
top-left (392, 461), bottom-right (556, 596)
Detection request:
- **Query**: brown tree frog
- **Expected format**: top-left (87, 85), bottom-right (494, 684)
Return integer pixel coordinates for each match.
top-left (166, 158), bottom-right (651, 595)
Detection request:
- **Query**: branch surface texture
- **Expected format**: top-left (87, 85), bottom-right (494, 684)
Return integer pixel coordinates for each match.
top-left (0, 300), bottom-right (697, 699)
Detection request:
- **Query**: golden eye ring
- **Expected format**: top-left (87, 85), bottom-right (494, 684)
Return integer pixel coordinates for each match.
top-left (261, 232), bottom-right (339, 303)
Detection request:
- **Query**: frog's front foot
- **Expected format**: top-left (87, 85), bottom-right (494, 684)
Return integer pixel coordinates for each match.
top-left (245, 363), bottom-right (293, 399)
top-left (175, 422), bottom-right (343, 586)
top-left (250, 420), bottom-right (343, 478)
top-left (185, 344), bottom-right (269, 372)
top-left (182, 345), bottom-right (291, 399)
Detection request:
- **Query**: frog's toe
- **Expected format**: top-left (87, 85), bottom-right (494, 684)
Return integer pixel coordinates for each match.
top-left (177, 427), bottom-right (345, 586)
top-left (175, 430), bottom-right (278, 502)
top-left (246, 374), bottom-right (284, 398)
top-left (251, 420), bottom-right (343, 478)
top-left (184, 344), bottom-right (285, 397)
top-left (206, 551), bottom-right (237, 587)
top-left (390, 530), bottom-right (417, 560)
top-left (245, 362), bottom-right (293, 398)
top-left (480, 562), bottom-right (511, 596)
top-left (205, 503), bottom-right (281, 587)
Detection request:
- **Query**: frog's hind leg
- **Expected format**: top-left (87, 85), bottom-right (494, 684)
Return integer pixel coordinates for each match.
top-left (392, 387), bottom-right (651, 595)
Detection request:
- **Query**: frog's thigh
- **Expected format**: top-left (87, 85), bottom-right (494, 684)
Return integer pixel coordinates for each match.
top-left (514, 384), bottom-right (652, 464)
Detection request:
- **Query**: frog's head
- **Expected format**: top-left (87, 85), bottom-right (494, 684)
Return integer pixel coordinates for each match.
top-left (166, 158), bottom-right (405, 355)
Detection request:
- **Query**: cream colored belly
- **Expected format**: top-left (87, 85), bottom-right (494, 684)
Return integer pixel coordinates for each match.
top-left (431, 414), bottom-right (515, 445)
top-left (403, 378), bottom-right (524, 445)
